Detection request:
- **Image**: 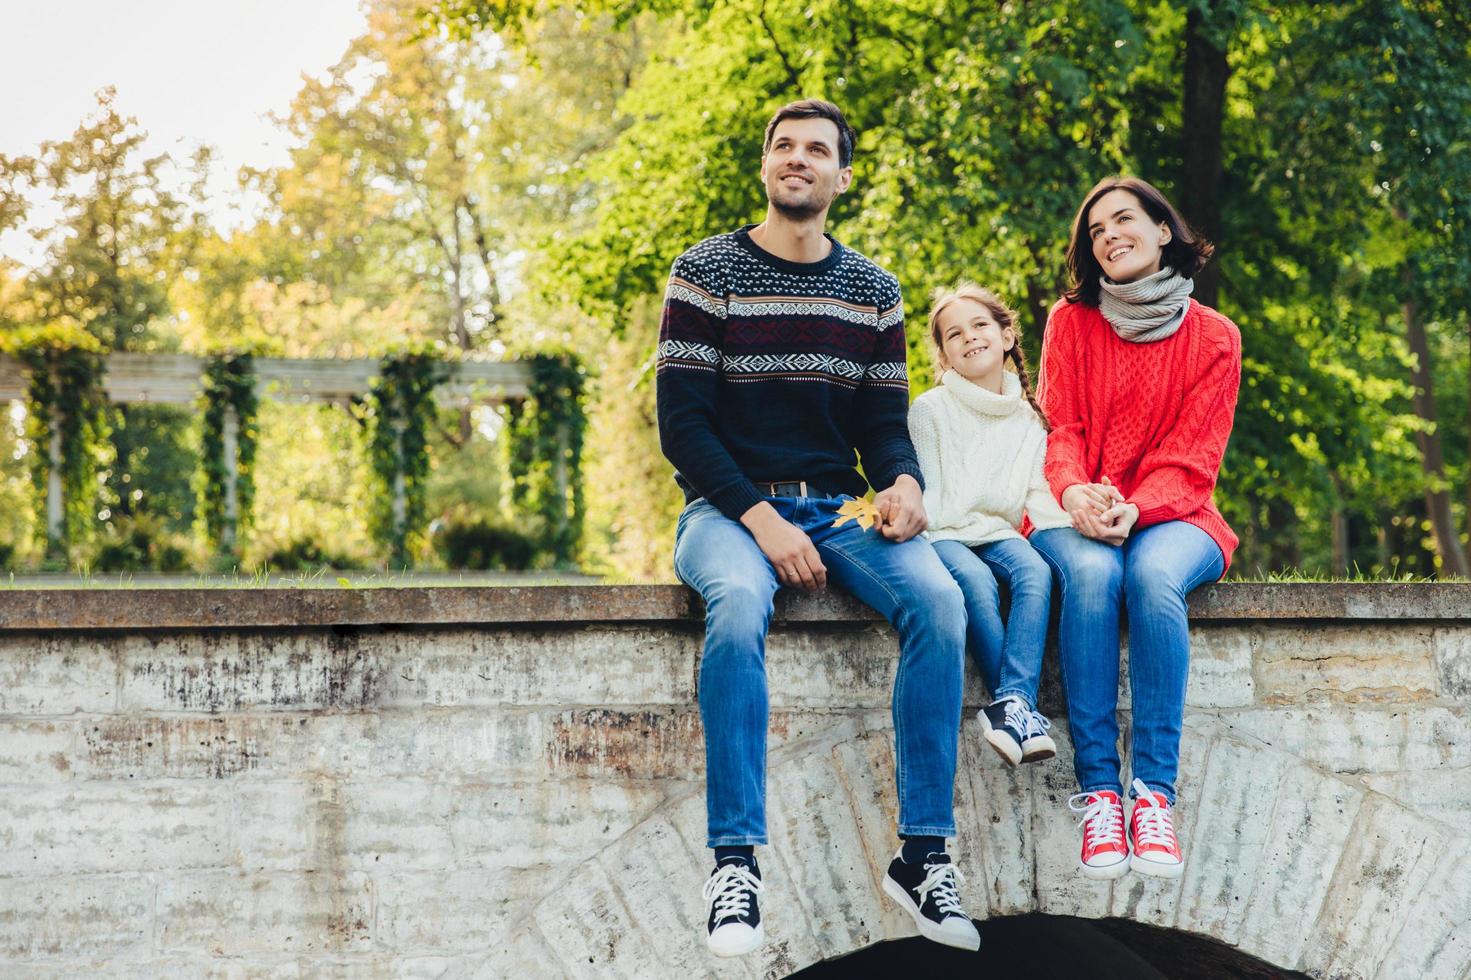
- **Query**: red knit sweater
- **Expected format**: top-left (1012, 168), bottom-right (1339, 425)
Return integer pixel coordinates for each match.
top-left (1036, 297), bottom-right (1241, 570)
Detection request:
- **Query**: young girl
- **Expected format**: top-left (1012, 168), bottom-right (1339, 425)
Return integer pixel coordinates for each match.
top-left (1032, 176), bottom-right (1240, 881)
top-left (908, 284), bottom-right (1072, 769)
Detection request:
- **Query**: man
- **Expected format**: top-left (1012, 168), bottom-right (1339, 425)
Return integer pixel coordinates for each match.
top-left (656, 99), bottom-right (980, 957)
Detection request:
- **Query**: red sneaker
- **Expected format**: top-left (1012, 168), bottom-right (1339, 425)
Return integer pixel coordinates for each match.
top-left (1067, 790), bottom-right (1129, 879)
top-left (1129, 779), bottom-right (1184, 878)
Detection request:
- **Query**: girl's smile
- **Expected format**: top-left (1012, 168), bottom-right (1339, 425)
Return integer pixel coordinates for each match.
top-left (937, 297), bottom-right (1013, 393)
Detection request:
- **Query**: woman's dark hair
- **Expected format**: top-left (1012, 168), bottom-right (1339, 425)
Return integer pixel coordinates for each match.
top-left (763, 99), bottom-right (856, 168)
top-left (1063, 176), bottom-right (1214, 306)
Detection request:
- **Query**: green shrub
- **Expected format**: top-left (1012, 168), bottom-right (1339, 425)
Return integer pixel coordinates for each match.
top-left (92, 514), bottom-right (191, 572)
top-left (435, 519), bottom-right (537, 571)
top-left (259, 537), bottom-right (361, 573)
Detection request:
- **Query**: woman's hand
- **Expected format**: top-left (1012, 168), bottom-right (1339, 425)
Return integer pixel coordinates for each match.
top-left (1063, 479), bottom-right (1137, 546)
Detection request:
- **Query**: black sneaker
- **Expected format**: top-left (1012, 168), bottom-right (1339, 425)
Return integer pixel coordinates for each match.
top-left (881, 849), bottom-right (981, 951)
top-left (703, 858), bottom-right (764, 957)
top-left (978, 696), bottom-right (1030, 767)
top-left (1020, 708), bottom-right (1057, 764)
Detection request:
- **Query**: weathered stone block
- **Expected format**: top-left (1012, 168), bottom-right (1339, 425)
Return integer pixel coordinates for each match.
top-left (78, 714), bottom-right (295, 780)
top-left (1215, 704), bottom-right (1471, 773)
top-left (765, 626), bottom-right (895, 709)
top-left (1172, 736), bottom-right (1289, 942)
top-left (455, 924), bottom-right (566, 980)
top-left (380, 626), bottom-right (696, 707)
top-left (0, 719), bottom-right (77, 784)
top-left (958, 719), bottom-right (1035, 918)
top-left (1434, 625), bottom-right (1471, 699)
top-left (1253, 624), bottom-right (1439, 703)
top-left (1375, 838), bottom-right (1471, 980)
top-left (767, 746), bottom-right (886, 959)
top-left (594, 813), bottom-right (739, 978)
top-left (448, 780), bottom-right (667, 871)
top-left (0, 634), bottom-right (118, 714)
top-left (233, 779), bottom-right (453, 872)
top-left (156, 871), bottom-right (375, 956)
top-left (1302, 794), bottom-right (1448, 980)
top-left (376, 868), bottom-right (545, 954)
top-left (1233, 765), bottom-right (1362, 968)
top-left (0, 874), bottom-right (152, 959)
top-left (0, 784), bottom-right (233, 875)
top-left (118, 631), bottom-right (383, 713)
top-left (1361, 765), bottom-right (1471, 829)
top-left (533, 859), bottom-right (666, 979)
top-left (831, 730), bottom-right (914, 940)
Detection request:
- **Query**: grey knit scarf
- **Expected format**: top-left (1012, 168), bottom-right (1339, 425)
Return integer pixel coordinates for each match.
top-left (1098, 266), bottom-right (1194, 343)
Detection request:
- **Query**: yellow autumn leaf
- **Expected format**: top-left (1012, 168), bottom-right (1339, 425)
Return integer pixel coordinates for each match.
top-left (832, 497), bottom-right (882, 531)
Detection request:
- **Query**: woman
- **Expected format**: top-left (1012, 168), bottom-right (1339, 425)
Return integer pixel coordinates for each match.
top-left (1030, 176), bottom-right (1241, 880)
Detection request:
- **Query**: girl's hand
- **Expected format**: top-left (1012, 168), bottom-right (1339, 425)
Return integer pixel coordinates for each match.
top-left (1092, 500), bottom-right (1140, 545)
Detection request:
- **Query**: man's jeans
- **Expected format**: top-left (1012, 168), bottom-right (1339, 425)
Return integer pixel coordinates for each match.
top-left (932, 537), bottom-right (1052, 709)
top-left (674, 495), bottom-right (966, 846)
top-left (1030, 521), bottom-right (1224, 804)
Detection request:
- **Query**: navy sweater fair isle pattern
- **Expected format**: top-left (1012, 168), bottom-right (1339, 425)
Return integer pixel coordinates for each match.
top-left (656, 225), bottom-right (924, 520)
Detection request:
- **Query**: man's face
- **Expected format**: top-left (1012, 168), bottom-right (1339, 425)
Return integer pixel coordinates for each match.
top-left (760, 117), bottom-right (852, 219)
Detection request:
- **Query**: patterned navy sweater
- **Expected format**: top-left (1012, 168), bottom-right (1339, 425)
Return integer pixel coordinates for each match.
top-left (656, 225), bottom-right (923, 520)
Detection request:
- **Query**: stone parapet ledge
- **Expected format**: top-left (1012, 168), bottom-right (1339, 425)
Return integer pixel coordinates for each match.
top-left (0, 582), bottom-right (1468, 631)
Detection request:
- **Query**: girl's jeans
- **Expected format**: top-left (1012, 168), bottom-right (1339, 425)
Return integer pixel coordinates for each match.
top-left (1029, 521), bottom-right (1224, 804)
top-left (674, 495), bottom-right (967, 846)
top-left (931, 537), bottom-right (1052, 709)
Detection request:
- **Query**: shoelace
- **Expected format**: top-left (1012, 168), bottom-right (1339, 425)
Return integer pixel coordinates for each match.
top-left (1025, 711), bottom-right (1052, 740)
top-left (1130, 778), bottom-right (1178, 850)
top-left (703, 864), bottom-right (764, 926)
top-left (1067, 791), bottom-right (1125, 847)
top-left (917, 860), bottom-right (968, 919)
top-left (1002, 698), bottom-right (1030, 735)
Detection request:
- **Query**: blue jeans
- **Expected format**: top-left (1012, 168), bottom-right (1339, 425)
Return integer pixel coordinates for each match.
top-left (1030, 521), bottom-right (1224, 804)
top-left (674, 495), bottom-right (967, 846)
top-left (931, 537), bottom-right (1052, 709)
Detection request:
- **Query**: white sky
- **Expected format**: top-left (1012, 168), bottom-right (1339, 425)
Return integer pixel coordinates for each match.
top-left (0, 0), bottom-right (368, 265)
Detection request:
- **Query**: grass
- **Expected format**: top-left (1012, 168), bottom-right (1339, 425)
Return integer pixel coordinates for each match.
top-left (0, 567), bottom-right (601, 589)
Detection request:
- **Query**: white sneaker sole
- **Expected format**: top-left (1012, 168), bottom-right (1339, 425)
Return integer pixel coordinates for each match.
top-left (1079, 855), bottom-right (1131, 880)
top-left (707, 921), bottom-right (763, 957)
top-left (882, 875), bottom-right (981, 951)
top-left (1020, 735), bottom-right (1057, 764)
top-left (976, 711), bottom-right (1022, 768)
top-left (1130, 853), bottom-right (1184, 879)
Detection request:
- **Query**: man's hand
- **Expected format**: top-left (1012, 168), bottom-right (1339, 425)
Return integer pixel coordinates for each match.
top-left (873, 474), bottom-right (927, 543)
top-left (740, 500), bottom-right (827, 590)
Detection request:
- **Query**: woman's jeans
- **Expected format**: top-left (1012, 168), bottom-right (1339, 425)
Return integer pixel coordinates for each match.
top-left (674, 496), bottom-right (967, 846)
top-left (931, 537), bottom-right (1052, 709)
top-left (1030, 521), bottom-right (1224, 804)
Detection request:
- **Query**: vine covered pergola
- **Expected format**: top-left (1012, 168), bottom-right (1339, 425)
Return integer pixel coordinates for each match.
top-left (0, 349), bottom-right (585, 567)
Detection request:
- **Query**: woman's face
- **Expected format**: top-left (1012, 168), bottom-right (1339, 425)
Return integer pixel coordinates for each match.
top-left (937, 298), bottom-right (1013, 389)
top-left (1087, 188), bottom-right (1171, 284)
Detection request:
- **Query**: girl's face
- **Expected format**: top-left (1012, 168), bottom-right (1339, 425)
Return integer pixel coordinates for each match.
top-left (937, 298), bottom-right (1013, 391)
top-left (1088, 188), bottom-right (1171, 284)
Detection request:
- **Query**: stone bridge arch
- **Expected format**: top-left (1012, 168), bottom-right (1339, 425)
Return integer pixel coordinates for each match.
top-left (488, 715), bottom-right (1470, 979)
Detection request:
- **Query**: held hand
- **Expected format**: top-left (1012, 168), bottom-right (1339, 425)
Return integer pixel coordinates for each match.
top-left (740, 501), bottom-right (827, 591)
top-left (873, 474), bottom-right (927, 542)
top-left (1069, 499), bottom-right (1139, 546)
top-left (1062, 480), bottom-right (1125, 514)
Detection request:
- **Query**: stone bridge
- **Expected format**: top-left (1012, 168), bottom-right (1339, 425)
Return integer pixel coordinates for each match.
top-left (1, 584), bottom-right (1469, 978)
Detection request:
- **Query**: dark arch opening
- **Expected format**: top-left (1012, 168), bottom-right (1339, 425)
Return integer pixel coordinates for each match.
top-left (787, 914), bottom-right (1311, 979)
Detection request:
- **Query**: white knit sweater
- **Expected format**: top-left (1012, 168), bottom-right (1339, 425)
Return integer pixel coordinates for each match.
top-left (908, 370), bottom-right (1072, 546)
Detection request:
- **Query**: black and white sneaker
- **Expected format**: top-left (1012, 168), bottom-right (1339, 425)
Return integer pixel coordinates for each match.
top-left (882, 849), bottom-right (981, 951)
top-left (1020, 708), bottom-right (1057, 764)
top-left (703, 858), bottom-right (764, 957)
top-left (978, 696), bottom-right (1030, 767)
